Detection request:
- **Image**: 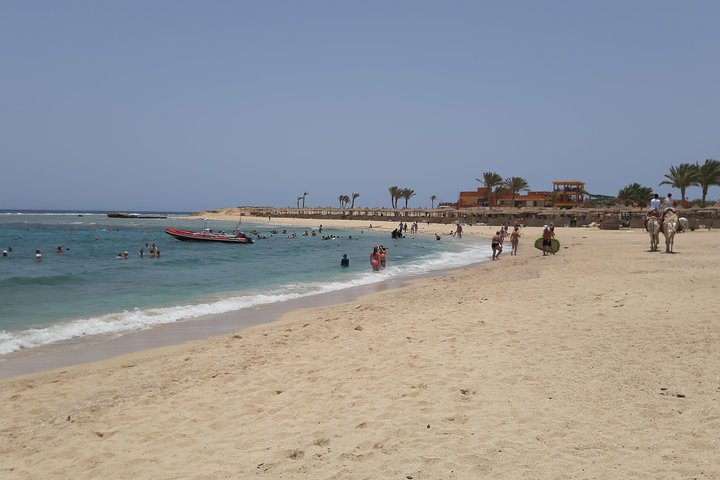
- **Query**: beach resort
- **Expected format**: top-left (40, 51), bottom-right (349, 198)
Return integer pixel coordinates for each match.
top-left (1, 213), bottom-right (718, 479)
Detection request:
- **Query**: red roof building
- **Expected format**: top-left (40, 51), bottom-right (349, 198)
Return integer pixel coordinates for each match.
top-left (456, 181), bottom-right (588, 208)
top-left (457, 187), bottom-right (552, 208)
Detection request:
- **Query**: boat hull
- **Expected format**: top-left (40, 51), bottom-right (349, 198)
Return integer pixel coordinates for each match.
top-left (164, 228), bottom-right (254, 244)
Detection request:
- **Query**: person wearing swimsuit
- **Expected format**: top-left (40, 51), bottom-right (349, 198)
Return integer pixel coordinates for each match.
top-left (370, 247), bottom-right (381, 271)
top-left (510, 227), bottom-right (520, 255)
top-left (491, 232), bottom-right (502, 260)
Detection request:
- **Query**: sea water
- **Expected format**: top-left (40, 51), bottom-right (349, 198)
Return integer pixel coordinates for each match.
top-left (0, 211), bottom-right (489, 357)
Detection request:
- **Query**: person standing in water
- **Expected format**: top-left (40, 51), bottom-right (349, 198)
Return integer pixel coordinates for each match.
top-left (370, 247), bottom-right (381, 271)
top-left (491, 232), bottom-right (502, 260)
top-left (378, 245), bottom-right (387, 269)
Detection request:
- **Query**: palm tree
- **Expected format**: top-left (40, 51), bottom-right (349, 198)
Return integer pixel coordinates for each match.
top-left (501, 176), bottom-right (530, 208)
top-left (350, 192), bottom-right (360, 209)
top-left (400, 188), bottom-right (416, 208)
top-left (296, 196), bottom-right (302, 209)
top-left (338, 195), bottom-right (349, 208)
top-left (617, 183), bottom-right (653, 207)
top-left (430, 194), bottom-right (437, 208)
top-left (388, 186), bottom-right (400, 208)
top-left (695, 159), bottom-right (720, 205)
top-left (476, 171), bottom-right (503, 206)
top-left (660, 163), bottom-right (698, 203)
top-left (301, 192), bottom-right (309, 209)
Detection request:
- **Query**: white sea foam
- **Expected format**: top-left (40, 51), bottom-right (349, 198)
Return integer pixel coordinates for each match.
top-left (0, 242), bottom-right (491, 355)
top-left (0, 211), bottom-right (106, 216)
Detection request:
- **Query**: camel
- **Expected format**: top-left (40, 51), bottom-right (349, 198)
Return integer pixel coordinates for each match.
top-left (662, 209), bottom-right (679, 253)
top-left (645, 216), bottom-right (661, 252)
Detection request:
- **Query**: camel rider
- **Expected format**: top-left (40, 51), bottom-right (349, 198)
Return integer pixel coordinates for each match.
top-left (646, 194), bottom-right (661, 231)
top-left (662, 193), bottom-right (673, 209)
top-left (650, 194), bottom-right (661, 215)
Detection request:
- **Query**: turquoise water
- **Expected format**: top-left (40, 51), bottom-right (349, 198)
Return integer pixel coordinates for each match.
top-left (0, 211), bottom-right (488, 355)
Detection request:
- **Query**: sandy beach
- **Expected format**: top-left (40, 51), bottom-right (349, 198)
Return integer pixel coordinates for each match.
top-left (1, 220), bottom-right (718, 479)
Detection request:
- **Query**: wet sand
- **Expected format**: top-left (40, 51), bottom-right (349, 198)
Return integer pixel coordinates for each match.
top-left (0, 265), bottom-right (460, 379)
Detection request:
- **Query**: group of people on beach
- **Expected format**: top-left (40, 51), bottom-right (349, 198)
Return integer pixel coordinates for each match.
top-left (491, 221), bottom-right (557, 259)
top-left (392, 221), bottom-right (417, 239)
top-left (491, 224), bottom-right (523, 260)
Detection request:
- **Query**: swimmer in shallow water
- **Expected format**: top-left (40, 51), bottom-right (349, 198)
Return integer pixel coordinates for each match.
top-left (370, 247), bottom-right (381, 271)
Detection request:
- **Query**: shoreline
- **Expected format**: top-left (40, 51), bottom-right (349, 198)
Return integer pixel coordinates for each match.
top-left (0, 256), bottom-right (486, 380)
top-left (0, 217), bottom-right (487, 379)
top-left (2, 225), bottom-right (719, 478)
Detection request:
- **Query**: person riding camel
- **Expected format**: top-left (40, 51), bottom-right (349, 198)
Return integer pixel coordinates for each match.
top-left (653, 193), bottom-right (675, 233)
top-left (646, 194), bottom-right (661, 231)
top-left (650, 194), bottom-right (661, 214)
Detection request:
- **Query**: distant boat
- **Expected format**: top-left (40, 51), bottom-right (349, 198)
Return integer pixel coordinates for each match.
top-left (164, 227), bottom-right (254, 244)
top-left (107, 212), bottom-right (168, 219)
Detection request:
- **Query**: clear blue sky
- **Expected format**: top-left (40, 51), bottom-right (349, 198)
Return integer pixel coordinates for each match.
top-left (1, 1), bottom-right (718, 211)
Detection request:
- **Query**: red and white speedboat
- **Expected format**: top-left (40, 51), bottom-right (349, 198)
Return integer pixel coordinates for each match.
top-left (164, 227), bottom-right (254, 244)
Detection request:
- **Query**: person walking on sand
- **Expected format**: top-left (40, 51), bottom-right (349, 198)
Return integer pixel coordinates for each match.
top-left (510, 226), bottom-right (520, 255)
top-left (499, 227), bottom-right (508, 244)
top-left (542, 225), bottom-right (555, 256)
top-left (491, 231), bottom-right (502, 260)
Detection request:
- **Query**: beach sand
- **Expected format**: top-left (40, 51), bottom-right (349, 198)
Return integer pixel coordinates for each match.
top-left (1, 222), bottom-right (719, 479)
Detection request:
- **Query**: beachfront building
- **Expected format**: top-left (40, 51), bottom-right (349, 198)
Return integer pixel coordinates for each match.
top-left (457, 187), bottom-right (551, 208)
top-left (457, 187), bottom-right (494, 208)
top-left (494, 190), bottom-right (551, 208)
top-left (552, 181), bottom-right (589, 208)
